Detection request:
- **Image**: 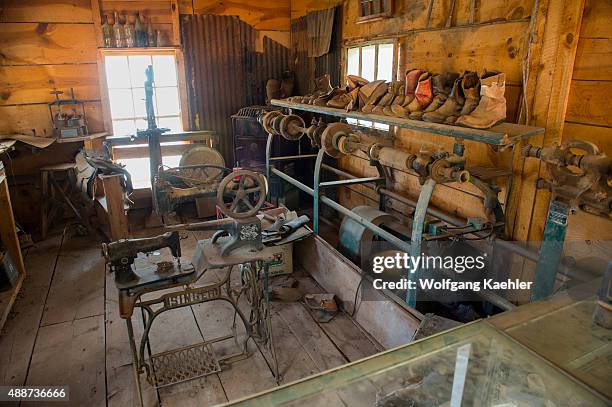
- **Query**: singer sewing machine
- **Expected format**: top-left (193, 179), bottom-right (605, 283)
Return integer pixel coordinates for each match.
top-left (102, 169), bottom-right (287, 406)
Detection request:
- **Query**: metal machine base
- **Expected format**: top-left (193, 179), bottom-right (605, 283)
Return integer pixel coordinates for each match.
top-left (120, 239), bottom-right (282, 406)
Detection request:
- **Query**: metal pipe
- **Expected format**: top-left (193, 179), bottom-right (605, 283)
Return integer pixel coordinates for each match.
top-left (319, 176), bottom-right (384, 188)
top-left (269, 154), bottom-right (318, 161)
top-left (271, 166), bottom-right (515, 311)
top-left (321, 163), bottom-right (357, 180)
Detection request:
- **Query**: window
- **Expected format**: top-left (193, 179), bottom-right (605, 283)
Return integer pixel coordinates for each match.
top-left (346, 42), bottom-right (395, 130)
top-left (358, 0), bottom-right (393, 23)
top-left (103, 52), bottom-right (184, 189)
top-left (104, 53), bottom-right (182, 136)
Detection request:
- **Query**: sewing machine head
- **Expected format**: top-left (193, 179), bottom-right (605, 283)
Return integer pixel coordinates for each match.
top-left (102, 231), bottom-right (195, 290)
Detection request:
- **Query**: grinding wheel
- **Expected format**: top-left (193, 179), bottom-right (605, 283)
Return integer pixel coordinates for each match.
top-left (321, 122), bottom-right (351, 158)
top-left (178, 146), bottom-right (226, 187)
top-left (279, 114), bottom-right (305, 141)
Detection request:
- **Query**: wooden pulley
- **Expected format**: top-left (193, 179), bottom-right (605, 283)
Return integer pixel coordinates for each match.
top-left (321, 122), bottom-right (351, 158)
top-left (279, 114), bottom-right (306, 141)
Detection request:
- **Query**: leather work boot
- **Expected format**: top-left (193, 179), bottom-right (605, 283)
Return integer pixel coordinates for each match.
top-left (409, 72), bottom-right (458, 120)
top-left (313, 87), bottom-right (343, 106)
top-left (456, 71), bottom-right (506, 129)
top-left (391, 69), bottom-right (425, 117)
top-left (445, 71), bottom-right (480, 124)
top-left (327, 75), bottom-right (367, 110)
top-left (422, 75), bottom-right (466, 124)
top-left (328, 87), bottom-right (359, 110)
top-left (383, 82), bottom-right (405, 116)
top-left (373, 81), bottom-right (401, 114)
top-left (401, 72), bottom-right (432, 118)
top-left (360, 80), bottom-right (387, 112)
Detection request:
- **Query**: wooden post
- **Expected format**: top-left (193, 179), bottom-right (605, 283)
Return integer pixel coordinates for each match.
top-left (509, 0), bottom-right (586, 242)
top-left (100, 174), bottom-right (129, 240)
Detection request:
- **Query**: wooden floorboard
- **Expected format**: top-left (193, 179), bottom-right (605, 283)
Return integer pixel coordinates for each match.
top-left (105, 270), bottom-right (160, 407)
top-left (41, 233), bottom-right (105, 326)
top-left (24, 315), bottom-right (106, 407)
top-left (0, 234), bottom-right (62, 387)
top-left (0, 229), bottom-right (384, 406)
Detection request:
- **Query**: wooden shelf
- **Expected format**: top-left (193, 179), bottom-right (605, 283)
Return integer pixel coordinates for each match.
top-left (271, 99), bottom-right (545, 146)
top-left (0, 162), bottom-right (26, 331)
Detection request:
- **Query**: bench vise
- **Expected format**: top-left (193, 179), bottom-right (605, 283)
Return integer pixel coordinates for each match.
top-left (102, 231), bottom-right (194, 290)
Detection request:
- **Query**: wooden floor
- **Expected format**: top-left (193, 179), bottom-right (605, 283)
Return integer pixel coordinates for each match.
top-left (0, 228), bottom-right (382, 406)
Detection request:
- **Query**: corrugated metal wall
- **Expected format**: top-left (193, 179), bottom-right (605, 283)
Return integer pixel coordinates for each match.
top-left (291, 6), bottom-right (342, 96)
top-left (182, 14), bottom-right (289, 163)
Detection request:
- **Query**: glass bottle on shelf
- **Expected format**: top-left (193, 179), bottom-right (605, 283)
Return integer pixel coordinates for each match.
top-left (156, 30), bottom-right (163, 47)
top-left (112, 11), bottom-right (125, 47)
top-left (135, 12), bottom-right (146, 47)
top-left (123, 14), bottom-right (135, 48)
top-left (102, 14), bottom-right (114, 47)
top-left (146, 19), bottom-right (156, 47)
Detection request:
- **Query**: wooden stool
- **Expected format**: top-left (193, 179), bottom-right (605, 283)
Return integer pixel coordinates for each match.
top-left (40, 163), bottom-right (91, 239)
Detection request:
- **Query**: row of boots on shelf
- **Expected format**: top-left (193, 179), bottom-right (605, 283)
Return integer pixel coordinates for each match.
top-left (285, 69), bottom-right (507, 130)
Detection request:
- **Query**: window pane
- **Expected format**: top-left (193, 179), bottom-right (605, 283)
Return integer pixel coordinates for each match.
top-left (359, 120), bottom-right (373, 127)
top-left (155, 87), bottom-right (180, 116)
top-left (109, 88), bottom-right (135, 119)
top-left (128, 55), bottom-right (152, 87)
top-left (377, 43), bottom-right (394, 82)
top-left (112, 119), bottom-right (136, 136)
top-left (135, 118), bottom-right (148, 131)
top-left (105, 56), bottom-right (130, 88)
top-left (158, 116), bottom-right (182, 133)
top-left (374, 122), bottom-right (390, 130)
top-left (153, 55), bottom-right (178, 86)
top-left (347, 47), bottom-right (360, 76)
top-left (346, 118), bottom-right (358, 125)
top-left (361, 45), bottom-right (376, 81)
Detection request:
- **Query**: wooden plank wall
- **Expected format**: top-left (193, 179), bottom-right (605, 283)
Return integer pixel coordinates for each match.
top-left (561, 0), bottom-right (612, 241)
top-left (291, 0), bottom-right (611, 244)
top-left (0, 0), bottom-right (290, 137)
top-left (0, 0), bottom-right (103, 137)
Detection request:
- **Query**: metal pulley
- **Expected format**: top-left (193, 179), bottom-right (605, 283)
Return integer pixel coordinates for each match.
top-left (338, 205), bottom-right (397, 264)
top-left (216, 170), bottom-right (267, 219)
top-left (320, 122), bottom-right (352, 157)
top-left (260, 111), bottom-right (326, 145)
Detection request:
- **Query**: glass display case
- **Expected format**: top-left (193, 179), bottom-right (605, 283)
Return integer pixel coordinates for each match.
top-left (226, 321), bottom-right (607, 407)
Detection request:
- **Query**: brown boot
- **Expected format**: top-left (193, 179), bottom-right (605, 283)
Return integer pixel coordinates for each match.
top-left (360, 80), bottom-right (387, 112)
top-left (445, 71), bottom-right (480, 124)
top-left (383, 82), bottom-right (405, 116)
top-left (373, 81), bottom-right (401, 114)
top-left (456, 71), bottom-right (506, 129)
top-left (409, 72), bottom-right (457, 120)
top-left (422, 75), bottom-right (466, 124)
top-left (402, 72), bottom-right (433, 118)
top-left (391, 69), bottom-right (425, 117)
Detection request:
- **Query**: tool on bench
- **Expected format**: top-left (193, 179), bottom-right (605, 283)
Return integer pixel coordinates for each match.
top-left (48, 88), bottom-right (89, 138)
top-left (101, 231), bottom-right (194, 289)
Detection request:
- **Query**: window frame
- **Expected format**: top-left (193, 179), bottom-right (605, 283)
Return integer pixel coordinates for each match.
top-left (357, 0), bottom-right (394, 23)
top-left (98, 47), bottom-right (189, 137)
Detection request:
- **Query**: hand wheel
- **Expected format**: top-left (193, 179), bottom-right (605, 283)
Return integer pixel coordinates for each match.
top-left (217, 170), bottom-right (267, 219)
